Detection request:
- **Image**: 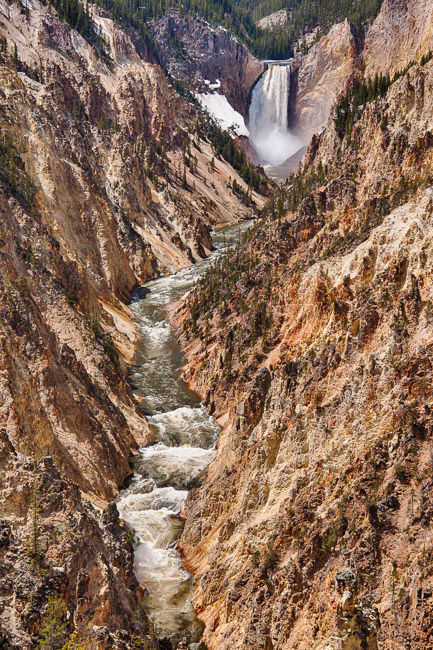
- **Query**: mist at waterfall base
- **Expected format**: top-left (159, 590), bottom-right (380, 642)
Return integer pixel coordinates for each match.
top-left (248, 63), bottom-right (304, 174)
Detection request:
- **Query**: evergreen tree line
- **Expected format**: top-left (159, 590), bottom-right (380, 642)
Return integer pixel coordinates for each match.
top-left (94, 0), bottom-right (384, 62)
top-left (251, 0), bottom-right (383, 38)
top-left (203, 119), bottom-right (262, 190)
top-left (28, 0), bottom-right (386, 67)
top-left (335, 51), bottom-right (433, 141)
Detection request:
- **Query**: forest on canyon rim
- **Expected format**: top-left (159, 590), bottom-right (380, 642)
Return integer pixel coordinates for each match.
top-left (0, 0), bottom-right (433, 648)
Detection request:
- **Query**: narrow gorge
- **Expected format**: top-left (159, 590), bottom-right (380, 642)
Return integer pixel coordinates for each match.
top-left (117, 222), bottom-right (251, 646)
top-left (1, 0), bottom-right (433, 648)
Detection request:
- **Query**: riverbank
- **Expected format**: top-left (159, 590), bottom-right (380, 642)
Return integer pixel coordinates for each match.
top-left (117, 220), bottom-right (253, 648)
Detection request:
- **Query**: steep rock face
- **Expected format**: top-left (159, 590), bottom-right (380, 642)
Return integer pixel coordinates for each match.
top-left (0, 0), bottom-right (260, 504)
top-left (177, 54), bottom-right (433, 650)
top-left (364, 0), bottom-right (433, 78)
top-left (293, 0), bottom-right (433, 143)
top-left (149, 13), bottom-right (265, 117)
top-left (0, 188), bottom-right (146, 503)
top-left (292, 19), bottom-right (358, 138)
top-left (0, 3), bottom-right (264, 642)
top-left (0, 454), bottom-right (149, 649)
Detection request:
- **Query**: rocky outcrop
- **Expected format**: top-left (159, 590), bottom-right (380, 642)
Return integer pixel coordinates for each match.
top-left (0, 455), bottom-right (150, 649)
top-left (0, 1), bottom-right (264, 643)
top-left (364, 0), bottom-right (433, 78)
top-left (176, 49), bottom-right (433, 650)
top-left (149, 13), bottom-right (265, 117)
top-left (292, 19), bottom-right (358, 138)
top-left (256, 9), bottom-right (289, 32)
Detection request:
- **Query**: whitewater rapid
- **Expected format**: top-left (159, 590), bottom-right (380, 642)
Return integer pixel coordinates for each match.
top-left (117, 221), bottom-right (251, 647)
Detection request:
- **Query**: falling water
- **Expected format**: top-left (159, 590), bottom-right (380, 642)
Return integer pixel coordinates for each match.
top-left (248, 63), bottom-right (303, 167)
top-left (117, 221), bottom-right (252, 648)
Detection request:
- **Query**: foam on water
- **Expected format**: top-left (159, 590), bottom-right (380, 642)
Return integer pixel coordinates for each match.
top-left (133, 543), bottom-right (200, 640)
top-left (117, 220), bottom-right (253, 644)
top-left (134, 443), bottom-right (216, 489)
top-left (150, 405), bottom-right (220, 448)
top-left (121, 486), bottom-right (188, 513)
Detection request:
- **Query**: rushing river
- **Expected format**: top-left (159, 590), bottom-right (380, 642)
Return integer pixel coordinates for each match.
top-left (117, 220), bottom-right (252, 647)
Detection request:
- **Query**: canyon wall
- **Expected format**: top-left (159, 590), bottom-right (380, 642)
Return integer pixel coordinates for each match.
top-left (364, 0), bottom-right (433, 78)
top-left (292, 19), bottom-right (358, 138)
top-left (293, 0), bottom-right (433, 140)
top-left (0, 455), bottom-right (148, 649)
top-left (149, 13), bottom-right (265, 117)
top-left (0, 0), bottom-right (263, 645)
top-left (177, 21), bottom-right (433, 650)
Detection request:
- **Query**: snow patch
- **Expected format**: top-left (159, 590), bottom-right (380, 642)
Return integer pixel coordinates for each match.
top-left (203, 79), bottom-right (221, 89)
top-left (197, 93), bottom-right (249, 137)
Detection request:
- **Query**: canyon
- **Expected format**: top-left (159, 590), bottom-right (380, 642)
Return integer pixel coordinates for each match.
top-left (0, 0), bottom-right (433, 648)
top-left (177, 1), bottom-right (433, 647)
top-left (0, 0), bottom-right (264, 646)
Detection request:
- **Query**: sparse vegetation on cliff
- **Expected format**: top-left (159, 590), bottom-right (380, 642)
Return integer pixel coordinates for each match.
top-left (0, 126), bottom-right (36, 210)
top-left (336, 51), bottom-right (433, 141)
top-left (178, 32), bottom-right (433, 650)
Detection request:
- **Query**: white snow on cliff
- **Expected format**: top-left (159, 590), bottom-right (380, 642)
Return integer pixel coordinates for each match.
top-left (196, 93), bottom-right (249, 137)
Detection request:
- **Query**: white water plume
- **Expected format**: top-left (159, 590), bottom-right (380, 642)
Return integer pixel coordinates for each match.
top-left (248, 63), bottom-right (303, 165)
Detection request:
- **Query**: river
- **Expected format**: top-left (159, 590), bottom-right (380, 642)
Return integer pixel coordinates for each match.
top-left (117, 220), bottom-right (252, 648)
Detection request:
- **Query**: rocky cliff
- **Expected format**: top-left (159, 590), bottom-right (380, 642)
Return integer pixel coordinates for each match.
top-left (177, 29), bottom-right (433, 650)
top-left (0, 454), bottom-right (149, 649)
top-left (292, 19), bottom-right (358, 139)
top-left (0, 0), bottom-right (264, 645)
top-left (149, 12), bottom-right (265, 117)
top-left (292, 0), bottom-right (433, 141)
top-left (364, 0), bottom-right (433, 78)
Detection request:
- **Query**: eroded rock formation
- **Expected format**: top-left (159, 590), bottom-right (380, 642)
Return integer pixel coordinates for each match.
top-left (292, 0), bottom-right (433, 142)
top-left (177, 32), bottom-right (433, 650)
top-left (292, 19), bottom-right (358, 139)
top-left (364, 0), bottom-right (433, 78)
top-left (0, 455), bottom-right (146, 649)
top-left (149, 12), bottom-right (265, 117)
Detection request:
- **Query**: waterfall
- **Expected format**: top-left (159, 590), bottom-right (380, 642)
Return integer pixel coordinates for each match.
top-left (248, 63), bottom-right (302, 166)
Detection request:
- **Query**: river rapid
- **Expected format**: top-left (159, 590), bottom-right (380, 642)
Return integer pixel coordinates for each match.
top-left (117, 220), bottom-right (252, 648)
